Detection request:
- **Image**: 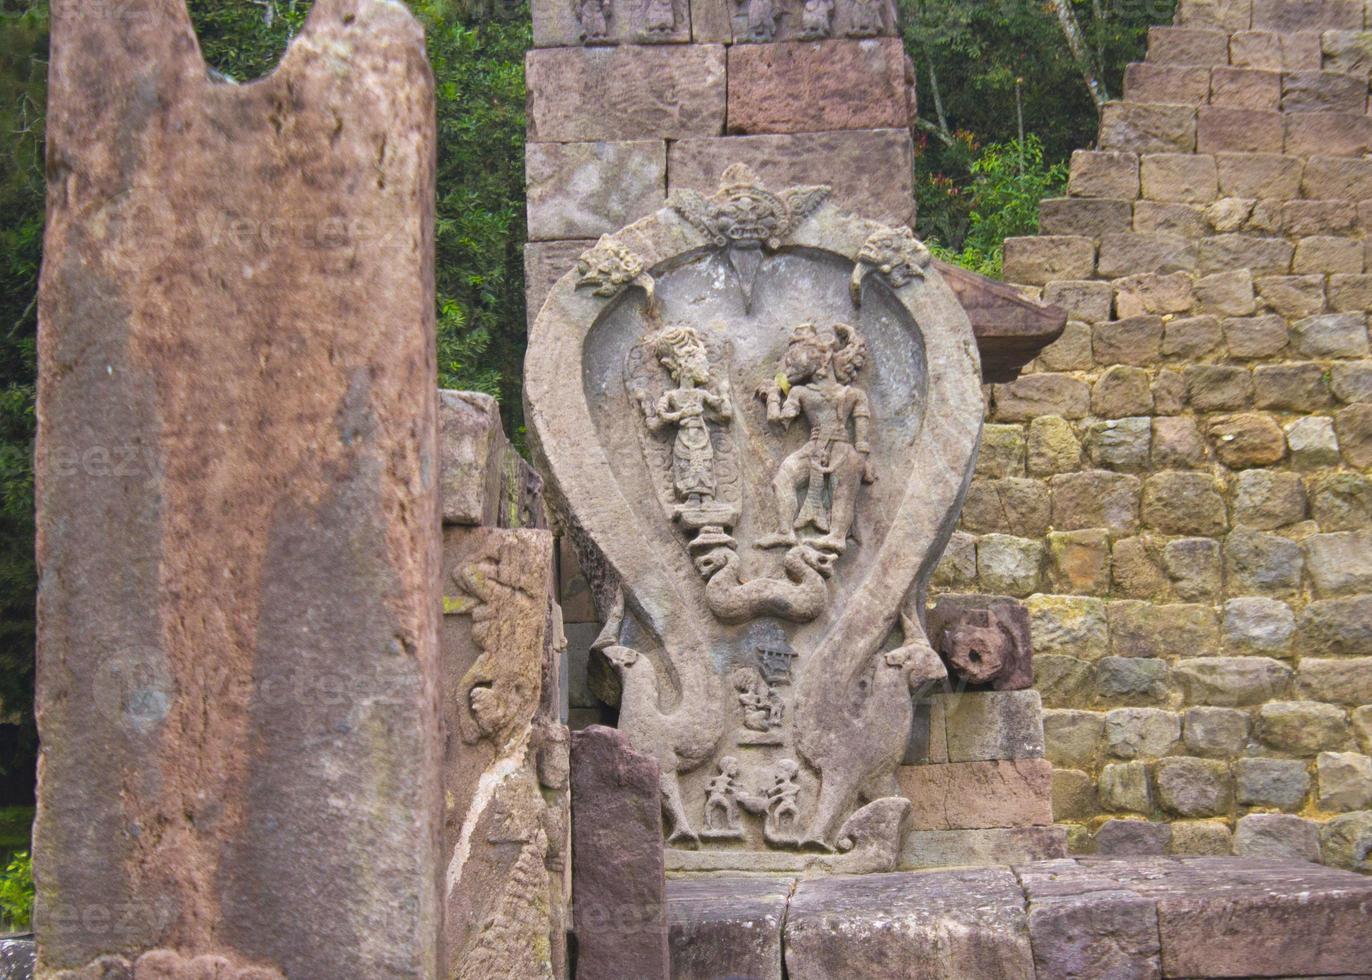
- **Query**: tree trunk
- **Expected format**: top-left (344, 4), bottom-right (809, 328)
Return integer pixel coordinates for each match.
top-left (1050, 0), bottom-right (1110, 112)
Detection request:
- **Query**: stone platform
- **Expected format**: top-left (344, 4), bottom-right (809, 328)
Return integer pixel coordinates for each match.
top-left (667, 858), bottom-right (1372, 979)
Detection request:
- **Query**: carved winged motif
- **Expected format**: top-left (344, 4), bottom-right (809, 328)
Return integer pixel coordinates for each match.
top-left (668, 164), bottom-right (830, 251)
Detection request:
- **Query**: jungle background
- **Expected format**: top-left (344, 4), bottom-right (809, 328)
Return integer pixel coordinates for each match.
top-left (0, 0), bottom-right (1175, 839)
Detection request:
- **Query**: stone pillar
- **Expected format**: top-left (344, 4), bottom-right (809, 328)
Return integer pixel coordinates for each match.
top-left (435, 391), bottom-right (568, 980)
top-left (34, 2), bottom-right (441, 976)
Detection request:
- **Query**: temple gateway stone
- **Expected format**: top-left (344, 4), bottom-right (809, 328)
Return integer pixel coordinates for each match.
top-left (526, 165), bottom-right (984, 873)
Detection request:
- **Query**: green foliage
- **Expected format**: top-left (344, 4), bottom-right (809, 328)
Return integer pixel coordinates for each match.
top-left (415, 1), bottom-right (531, 420)
top-left (0, 1), bottom-right (45, 795)
top-left (923, 135), bottom-right (1067, 278)
top-left (0, 849), bottom-right (32, 931)
top-left (904, 0), bottom-right (1176, 270)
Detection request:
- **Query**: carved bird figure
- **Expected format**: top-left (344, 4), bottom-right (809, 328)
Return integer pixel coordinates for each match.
top-left (794, 621), bottom-right (946, 850)
top-left (598, 636), bottom-right (724, 848)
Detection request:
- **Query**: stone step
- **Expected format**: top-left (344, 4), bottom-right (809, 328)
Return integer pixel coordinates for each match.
top-left (1147, 25), bottom-right (1232, 67)
top-left (666, 859), bottom-right (1372, 980)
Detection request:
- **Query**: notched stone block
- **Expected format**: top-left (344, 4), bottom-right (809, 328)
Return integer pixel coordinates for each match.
top-left (526, 45), bottom-right (726, 142)
top-left (927, 594), bottom-right (1033, 691)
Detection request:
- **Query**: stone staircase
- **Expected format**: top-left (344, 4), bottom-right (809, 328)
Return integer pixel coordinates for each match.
top-left (982, 0), bottom-right (1372, 867)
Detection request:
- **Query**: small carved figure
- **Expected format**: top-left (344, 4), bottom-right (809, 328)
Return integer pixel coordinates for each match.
top-left (704, 756), bottom-right (744, 831)
top-left (757, 323), bottom-right (875, 554)
top-left (642, 0), bottom-right (676, 35)
top-left (799, 0), bottom-right (832, 38)
top-left (766, 760), bottom-right (802, 837)
top-left (738, 0), bottom-right (780, 42)
top-left (575, 0), bottom-right (612, 42)
top-left (844, 0), bottom-right (882, 36)
top-left (636, 325), bottom-right (733, 516)
top-left (732, 669), bottom-right (779, 733)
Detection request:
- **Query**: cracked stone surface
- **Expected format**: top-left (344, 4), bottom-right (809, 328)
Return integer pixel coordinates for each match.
top-left (664, 858), bottom-right (1372, 979)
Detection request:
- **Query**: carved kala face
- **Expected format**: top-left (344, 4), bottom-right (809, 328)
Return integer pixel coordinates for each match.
top-left (716, 191), bottom-right (784, 246)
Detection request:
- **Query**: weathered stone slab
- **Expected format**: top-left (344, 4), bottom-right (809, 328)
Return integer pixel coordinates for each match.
top-left (526, 45), bottom-right (726, 142)
top-left (1081, 857), bottom-right (1372, 978)
top-left (941, 690), bottom-right (1046, 762)
top-left (439, 390), bottom-right (544, 530)
top-left (532, 0), bottom-right (691, 47)
top-left (525, 239), bottom-right (594, 328)
top-left (785, 870), bottom-right (1035, 979)
top-left (691, 0), bottom-right (898, 44)
top-left (667, 877), bottom-right (791, 980)
top-left (896, 759), bottom-right (1053, 831)
top-left (900, 826), bottom-right (1068, 869)
top-left (440, 528), bottom-right (566, 980)
top-left (1018, 867), bottom-right (1163, 980)
top-left (726, 39), bottom-right (911, 134)
top-left (34, 1), bottom-right (442, 975)
top-left (526, 141), bottom-right (666, 242)
top-left (571, 726), bottom-right (669, 980)
top-left (668, 130), bottom-right (915, 227)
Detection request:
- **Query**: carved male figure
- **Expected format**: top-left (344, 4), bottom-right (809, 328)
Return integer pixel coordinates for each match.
top-left (766, 760), bottom-right (802, 837)
top-left (757, 323), bottom-right (875, 554)
top-left (637, 325), bottom-right (733, 511)
top-left (704, 756), bottom-right (743, 831)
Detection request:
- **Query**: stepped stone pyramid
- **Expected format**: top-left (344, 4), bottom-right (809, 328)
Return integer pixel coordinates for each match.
top-left (970, 0), bottom-right (1372, 867)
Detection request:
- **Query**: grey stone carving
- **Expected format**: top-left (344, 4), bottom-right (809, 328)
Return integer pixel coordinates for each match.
top-left (527, 166), bottom-right (984, 873)
top-left (844, 0), bottom-right (883, 36)
top-left (852, 225), bottom-right (932, 304)
top-left (643, 0), bottom-right (676, 36)
top-left (577, 235), bottom-right (656, 302)
top-left (575, 0), bottom-right (612, 42)
top-left (756, 322), bottom-right (874, 555)
top-left (738, 0), bottom-right (782, 41)
top-left (800, 0), bottom-right (834, 38)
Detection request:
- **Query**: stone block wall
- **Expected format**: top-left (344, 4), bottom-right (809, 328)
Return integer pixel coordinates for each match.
top-left (522, 0), bottom-right (917, 330)
top-left (952, 0), bottom-right (1372, 870)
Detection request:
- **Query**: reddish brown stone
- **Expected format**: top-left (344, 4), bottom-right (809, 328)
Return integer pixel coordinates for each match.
top-left (928, 594), bottom-right (1034, 690)
top-left (934, 261), bottom-right (1067, 383)
top-left (786, 870), bottom-right (1034, 980)
top-left (1286, 112), bottom-right (1372, 157)
top-left (34, 2), bottom-right (442, 975)
top-left (1124, 63), bottom-right (1212, 106)
top-left (527, 45), bottom-right (726, 141)
top-left (1145, 26), bottom-right (1231, 66)
top-left (571, 726), bottom-right (670, 980)
top-left (667, 878), bottom-right (789, 980)
top-left (896, 759), bottom-right (1054, 831)
top-left (1209, 67), bottom-right (1282, 110)
top-left (726, 39), bottom-right (910, 135)
top-left (1197, 107), bottom-right (1284, 153)
top-left (668, 130), bottom-right (914, 227)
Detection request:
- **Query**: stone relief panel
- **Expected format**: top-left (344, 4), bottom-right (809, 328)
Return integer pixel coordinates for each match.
top-left (534, 0), bottom-right (692, 46)
top-left (711, 0), bottom-right (897, 43)
top-left (527, 167), bottom-right (983, 873)
top-left (441, 528), bottom-right (568, 979)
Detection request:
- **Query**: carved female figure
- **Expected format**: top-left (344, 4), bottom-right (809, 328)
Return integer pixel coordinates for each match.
top-left (638, 325), bottom-right (733, 510)
top-left (756, 323), bottom-right (874, 554)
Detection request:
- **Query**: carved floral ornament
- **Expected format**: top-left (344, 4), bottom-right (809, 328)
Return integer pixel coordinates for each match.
top-left (532, 166), bottom-right (983, 874)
